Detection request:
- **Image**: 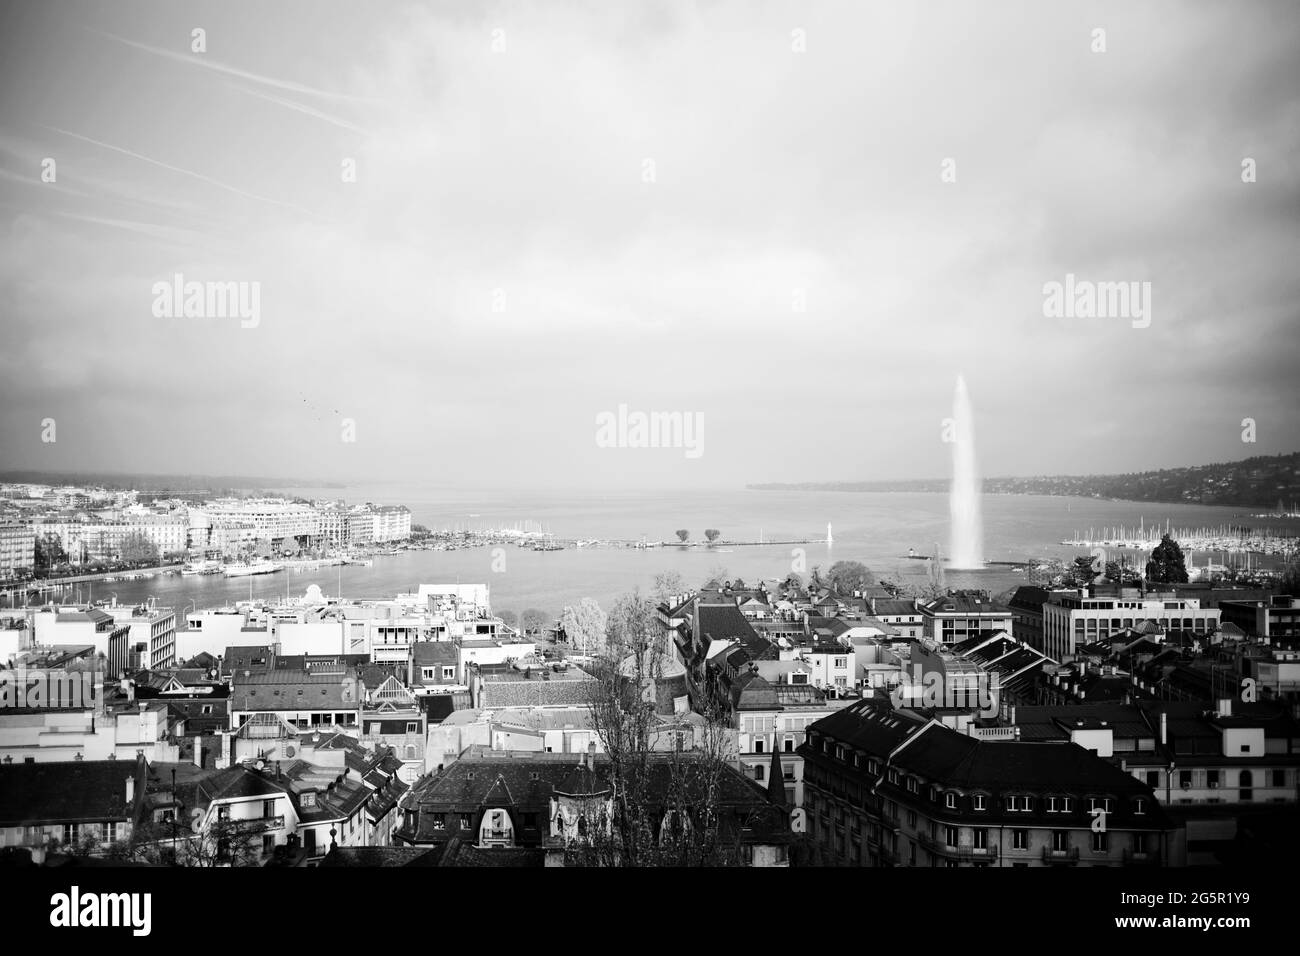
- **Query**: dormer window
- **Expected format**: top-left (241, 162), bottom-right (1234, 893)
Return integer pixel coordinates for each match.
top-left (1134, 797), bottom-right (1146, 815)
top-left (302, 792), bottom-right (317, 808)
top-left (945, 792), bottom-right (957, 809)
top-left (972, 794), bottom-right (986, 811)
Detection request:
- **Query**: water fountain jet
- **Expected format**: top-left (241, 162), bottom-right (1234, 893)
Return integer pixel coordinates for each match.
top-left (948, 374), bottom-right (984, 570)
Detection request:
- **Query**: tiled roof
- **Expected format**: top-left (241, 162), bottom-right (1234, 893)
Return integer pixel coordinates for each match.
top-left (0, 760), bottom-right (141, 825)
top-left (231, 668), bottom-right (361, 712)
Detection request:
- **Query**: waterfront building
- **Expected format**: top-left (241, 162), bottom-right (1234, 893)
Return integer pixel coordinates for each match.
top-left (33, 515), bottom-right (188, 564)
top-left (195, 498), bottom-right (322, 550)
top-left (370, 505), bottom-right (412, 543)
top-left (0, 523), bottom-right (35, 580)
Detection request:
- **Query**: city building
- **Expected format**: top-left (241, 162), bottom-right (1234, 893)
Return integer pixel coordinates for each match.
top-left (1218, 596), bottom-right (1300, 648)
top-left (800, 698), bottom-right (1179, 866)
top-left (917, 591), bottom-right (1013, 647)
top-left (0, 757), bottom-right (148, 861)
top-left (0, 523), bottom-right (35, 580)
top-left (1041, 589), bottom-right (1220, 663)
top-left (395, 746), bottom-right (791, 865)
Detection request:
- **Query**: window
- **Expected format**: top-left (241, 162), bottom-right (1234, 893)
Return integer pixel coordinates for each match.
top-left (432, 813), bottom-right (446, 828)
top-left (784, 737), bottom-right (794, 753)
top-left (907, 810), bottom-right (917, 828)
top-left (1052, 830), bottom-right (1068, 851)
top-left (217, 805), bottom-right (230, 822)
top-left (755, 765), bottom-right (765, 781)
top-left (406, 722), bottom-right (419, 733)
top-left (973, 828), bottom-right (987, 850)
top-left (262, 799), bottom-right (276, 819)
top-left (1239, 770), bottom-right (1253, 802)
top-left (754, 738), bottom-right (765, 754)
top-left (944, 826), bottom-right (958, 847)
top-left (972, 794), bottom-right (986, 811)
top-left (1273, 769), bottom-right (1287, 788)
top-left (1134, 797), bottom-right (1146, 816)
top-left (1092, 830), bottom-right (1108, 852)
top-left (459, 814), bottom-right (472, 830)
top-left (1133, 833), bottom-right (1147, 854)
top-left (1013, 829), bottom-right (1028, 850)
top-left (442, 667), bottom-right (456, 680)
top-left (1207, 770), bottom-right (1220, 789)
top-left (945, 792), bottom-right (957, 809)
top-left (422, 667), bottom-right (436, 680)
top-left (833, 657), bottom-right (848, 668)
top-left (1179, 770), bottom-right (1193, 789)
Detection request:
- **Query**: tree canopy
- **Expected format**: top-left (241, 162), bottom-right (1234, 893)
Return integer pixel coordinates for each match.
top-left (826, 560), bottom-right (873, 595)
top-left (1145, 534), bottom-right (1189, 584)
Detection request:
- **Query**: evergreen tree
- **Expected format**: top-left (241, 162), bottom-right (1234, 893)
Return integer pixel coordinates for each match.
top-left (1145, 534), bottom-right (1189, 584)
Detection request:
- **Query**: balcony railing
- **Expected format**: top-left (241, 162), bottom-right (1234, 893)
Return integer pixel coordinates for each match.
top-left (917, 831), bottom-right (998, 860)
top-left (1041, 846), bottom-right (1080, 863)
top-left (223, 815), bottom-right (284, 835)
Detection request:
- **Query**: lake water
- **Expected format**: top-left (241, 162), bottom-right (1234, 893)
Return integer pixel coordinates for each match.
top-left (60, 487), bottom-right (1298, 622)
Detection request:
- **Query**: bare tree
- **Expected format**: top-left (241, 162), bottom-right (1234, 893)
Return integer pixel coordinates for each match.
top-left (652, 569), bottom-right (686, 605)
top-left (560, 598), bottom-right (608, 656)
top-left (572, 590), bottom-right (757, 866)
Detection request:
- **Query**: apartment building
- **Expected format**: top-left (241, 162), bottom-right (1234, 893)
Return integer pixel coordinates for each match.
top-left (1041, 589), bottom-right (1220, 662)
top-left (800, 698), bottom-right (1178, 867)
top-left (370, 506), bottom-right (412, 543)
top-left (0, 523), bottom-right (35, 579)
top-left (918, 591), bottom-right (1013, 646)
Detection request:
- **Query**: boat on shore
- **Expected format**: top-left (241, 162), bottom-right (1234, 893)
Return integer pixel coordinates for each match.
top-left (223, 559), bottom-right (283, 577)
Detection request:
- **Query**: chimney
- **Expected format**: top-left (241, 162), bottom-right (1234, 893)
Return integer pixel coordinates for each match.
top-left (586, 741), bottom-right (596, 772)
top-left (1159, 711), bottom-right (1167, 746)
top-left (193, 740), bottom-right (203, 768)
top-left (125, 775), bottom-right (135, 805)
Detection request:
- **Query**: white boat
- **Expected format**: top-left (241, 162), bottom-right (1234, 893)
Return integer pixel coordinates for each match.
top-left (223, 560), bottom-right (283, 577)
top-left (182, 560), bottom-right (222, 576)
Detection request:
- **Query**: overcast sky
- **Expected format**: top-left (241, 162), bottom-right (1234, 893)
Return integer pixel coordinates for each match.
top-left (1, 0), bottom-right (1297, 491)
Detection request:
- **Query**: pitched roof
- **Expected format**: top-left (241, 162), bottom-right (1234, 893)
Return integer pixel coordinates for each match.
top-left (0, 760), bottom-right (140, 825)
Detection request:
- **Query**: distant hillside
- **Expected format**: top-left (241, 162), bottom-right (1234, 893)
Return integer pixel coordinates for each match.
top-left (0, 470), bottom-right (345, 494)
top-left (748, 452), bottom-right (1300, 509)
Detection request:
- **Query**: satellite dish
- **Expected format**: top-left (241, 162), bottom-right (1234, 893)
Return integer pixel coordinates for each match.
top-left (285, 746), bottom-right (297, 758)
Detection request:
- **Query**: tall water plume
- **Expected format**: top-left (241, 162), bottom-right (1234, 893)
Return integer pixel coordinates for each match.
top-left (949, 374), bottom-right (984, 569)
